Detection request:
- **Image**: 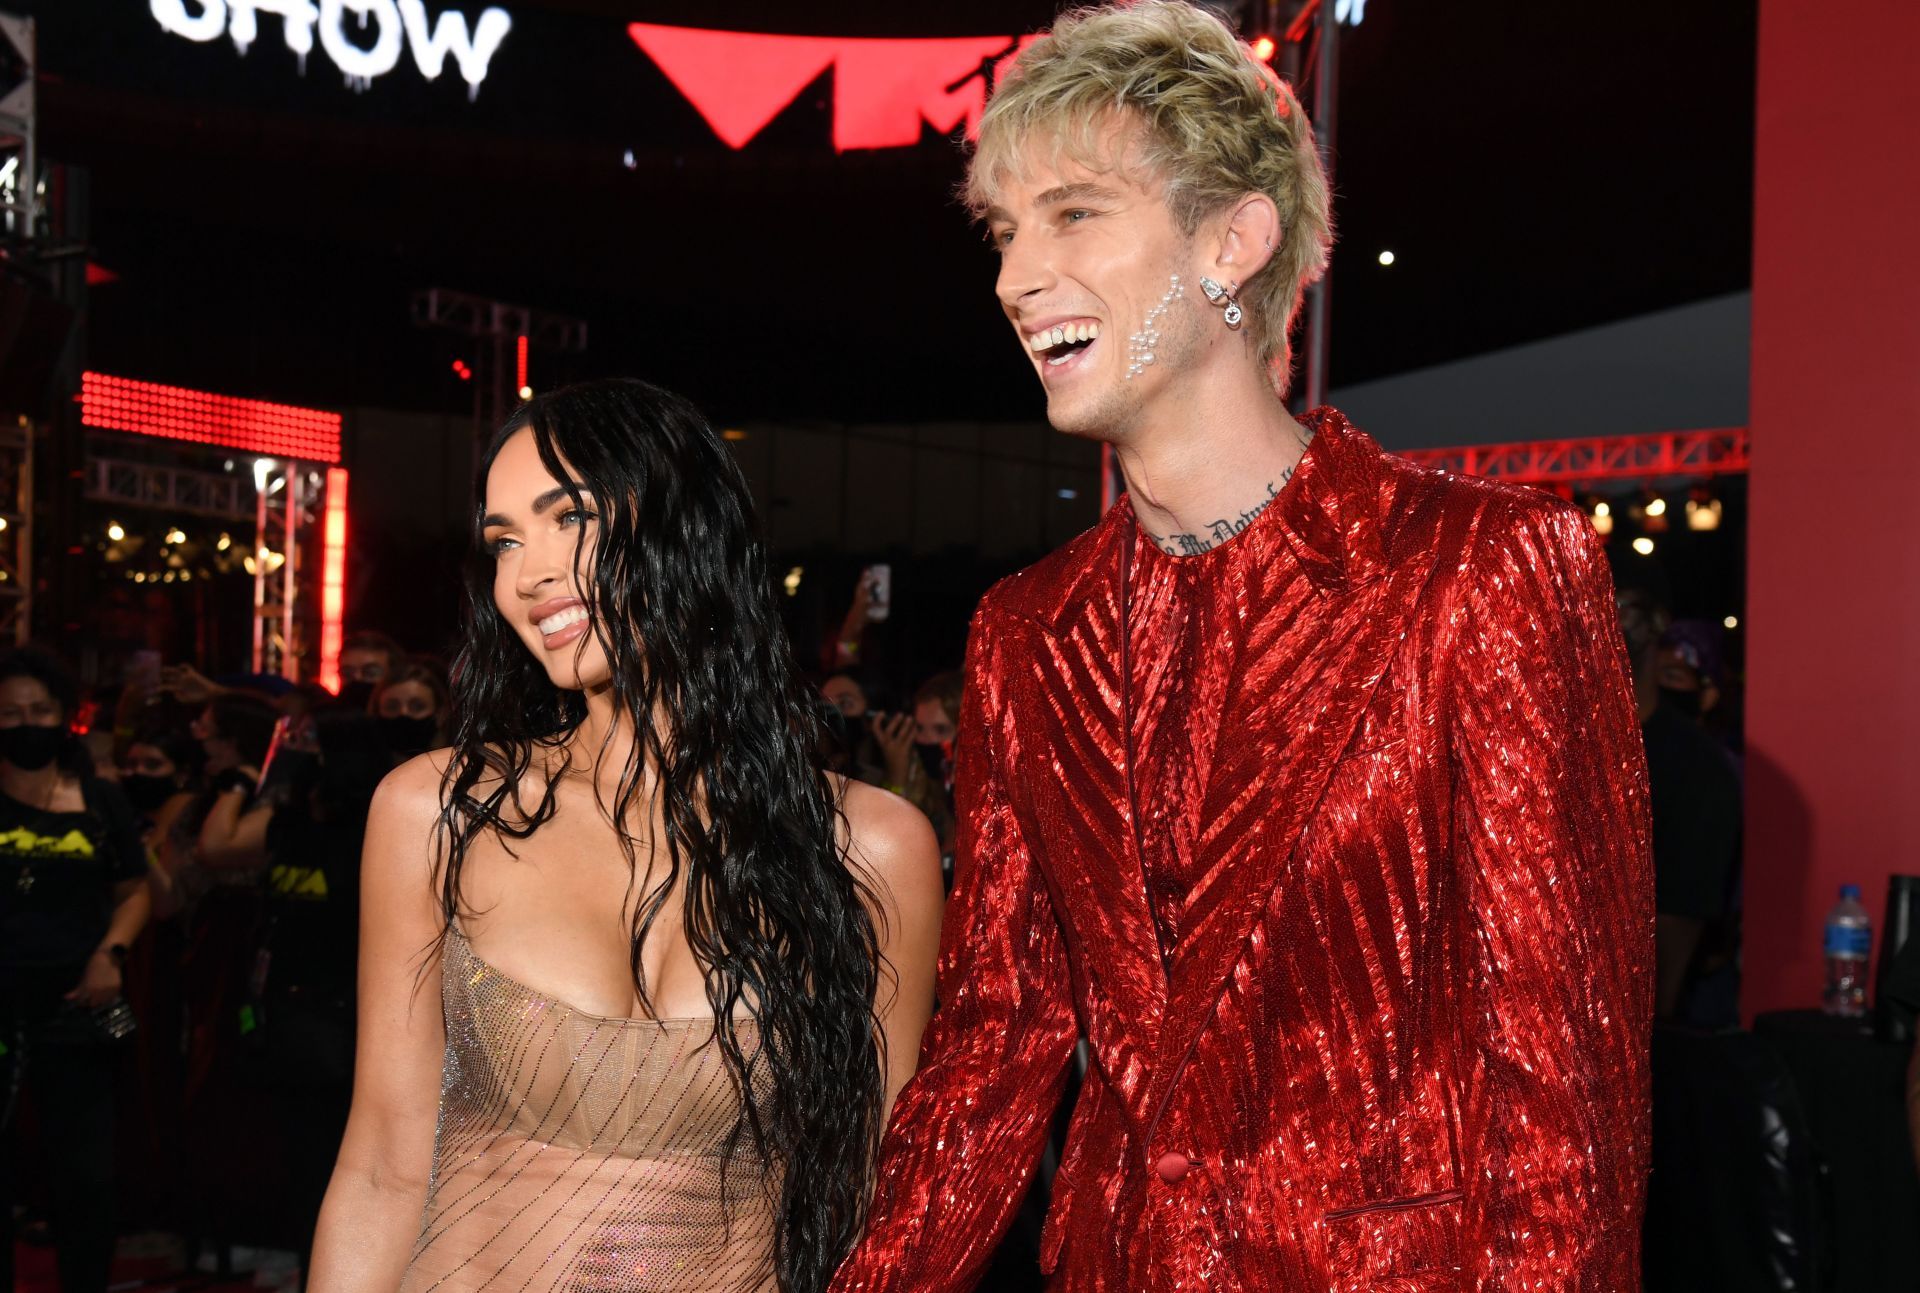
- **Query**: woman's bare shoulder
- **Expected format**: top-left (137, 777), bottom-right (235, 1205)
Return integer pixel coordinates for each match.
top-left (837, 777), bottom-right (942, 912)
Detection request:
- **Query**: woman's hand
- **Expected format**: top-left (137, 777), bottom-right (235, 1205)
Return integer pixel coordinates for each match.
top-left (67, 950), bottom-right (123, 1008)
top-left (871, 712), bottom-right (920, 789)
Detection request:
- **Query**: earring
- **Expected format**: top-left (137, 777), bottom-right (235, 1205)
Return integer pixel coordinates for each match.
top-left (1199, 277), bottom-right (1244, 329)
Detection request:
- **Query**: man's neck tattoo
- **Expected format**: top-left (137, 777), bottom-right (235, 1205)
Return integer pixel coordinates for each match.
top-left (1146, 475), bottom-right (1287, 558)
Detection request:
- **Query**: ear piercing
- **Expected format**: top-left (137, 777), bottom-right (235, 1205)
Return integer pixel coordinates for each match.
top-left (1126, 274), bottom-right (1182, 380)
top-left (1199, 276), bottom-right (1244, 329)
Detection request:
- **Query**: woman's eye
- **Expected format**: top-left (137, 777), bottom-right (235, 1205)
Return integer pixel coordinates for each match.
top-left (559, 508), bottom-right (597, 526)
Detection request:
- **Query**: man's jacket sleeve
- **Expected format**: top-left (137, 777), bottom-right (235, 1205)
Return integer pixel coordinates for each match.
top-left (832, 605), bottom-right (1080, 1292)
top-left (1448, 500), bottom-right (1655, 1288)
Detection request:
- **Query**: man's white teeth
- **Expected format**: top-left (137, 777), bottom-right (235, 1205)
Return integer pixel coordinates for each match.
top-left (1027, 321), bottom-right (1100, 352)
top-left (538, 606), bottom-right (588, 635)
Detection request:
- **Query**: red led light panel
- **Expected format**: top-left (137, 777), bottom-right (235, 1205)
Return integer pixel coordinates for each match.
top-left (319, 468), bottom-right (350, 694)
top-left (80, 372), bottom-right (342, 463)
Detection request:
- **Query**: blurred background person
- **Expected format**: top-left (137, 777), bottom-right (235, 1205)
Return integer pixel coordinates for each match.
top-left (336, 631), bottom-right (406, 713)
top-left (1615, 560), bottom-right (1743, 1027)
top-left (0, 647), bottom-right (150, 1293)
top-left (371, 659), bottom-right (451, 762)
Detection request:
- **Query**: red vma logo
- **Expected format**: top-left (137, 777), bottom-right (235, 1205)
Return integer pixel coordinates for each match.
top-left (627, 23), bottom-right (1039, 152)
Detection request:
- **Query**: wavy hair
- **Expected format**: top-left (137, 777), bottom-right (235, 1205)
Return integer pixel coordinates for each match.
top-left (437, 379), bottom-right (884, 1292)
top-left (965, 0), bottom-right (1334, 394)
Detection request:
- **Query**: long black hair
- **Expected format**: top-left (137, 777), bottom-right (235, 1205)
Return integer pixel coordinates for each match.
top-left (437, 378), bottom-right (884, 1291)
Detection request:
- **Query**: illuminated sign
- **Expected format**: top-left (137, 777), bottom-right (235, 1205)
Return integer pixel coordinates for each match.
top-left (629, 23), bottom-right (1037, 153)
top-left (149, 0), bottom-right (512, 96)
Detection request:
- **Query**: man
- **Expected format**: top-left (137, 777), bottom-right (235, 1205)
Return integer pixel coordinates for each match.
top-left (832, 5), bottom-right (1653, 1290)
top-left (1615, 572), bottom-right (1741, 1026)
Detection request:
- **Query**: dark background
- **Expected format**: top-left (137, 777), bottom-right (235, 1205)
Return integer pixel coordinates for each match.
top-left (20, 0), bottom-right (1757, 422)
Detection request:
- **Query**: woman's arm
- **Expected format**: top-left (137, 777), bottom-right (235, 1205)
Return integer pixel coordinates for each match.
top-left (67, 878), bottom-right (153, 1007)
top-left (197, 771), bottom-right (272, 870)
top-left (308, 755), bottom-right (450, 1293)
top-left (843, 780), bottom-right (944, 1113)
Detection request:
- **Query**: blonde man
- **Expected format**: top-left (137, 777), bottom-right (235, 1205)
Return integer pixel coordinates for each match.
top-left (833, 4), bottom-right (1653, 1290)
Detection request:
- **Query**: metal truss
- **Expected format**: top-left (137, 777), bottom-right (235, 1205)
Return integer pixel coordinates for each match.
top-left (1397, 427), bottom-right (1750, 486)
top-left (0, 419), bottom-right (29, 645)
top-left (85, 454), bottom-right (254, 521)
top-left (0, 12), bottom-right (37, 242)
top-left (410, 288), bottom-right (589, 354)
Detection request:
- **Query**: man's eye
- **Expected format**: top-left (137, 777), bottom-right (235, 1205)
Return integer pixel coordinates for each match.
top-left (1065, 209), bottom-right (1092, 223)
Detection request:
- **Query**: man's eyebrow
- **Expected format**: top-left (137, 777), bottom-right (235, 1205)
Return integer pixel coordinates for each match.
top-left (1033, 182), bottom-right (1121, 207)
top-left (481, 482), bottom-right (589, 530)
top-left (984, 204), bottom-right (1014, 226)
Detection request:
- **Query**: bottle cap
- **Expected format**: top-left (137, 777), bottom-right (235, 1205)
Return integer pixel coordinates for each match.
top-left (1840, 883), bottom-right (1862, 901)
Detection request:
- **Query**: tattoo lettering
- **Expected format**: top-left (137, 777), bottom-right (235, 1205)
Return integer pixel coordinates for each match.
top-left (1148, 478), bottom-right (1284, 558)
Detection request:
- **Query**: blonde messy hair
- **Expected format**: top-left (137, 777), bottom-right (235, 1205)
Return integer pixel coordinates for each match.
top-left (966, 1), bottom-right (1333, 394)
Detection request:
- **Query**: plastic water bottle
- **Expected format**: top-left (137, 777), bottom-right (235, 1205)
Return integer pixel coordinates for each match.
top-left (1822, 883), bottom-right (1872, 1018)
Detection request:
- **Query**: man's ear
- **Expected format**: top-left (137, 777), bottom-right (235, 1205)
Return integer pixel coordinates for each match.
top-left (1211, 192), bottom-right (1282, 284)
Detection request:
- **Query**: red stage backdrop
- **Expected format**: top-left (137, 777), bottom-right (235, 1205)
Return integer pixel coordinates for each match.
top-left (1744, 0), bottom-right (1920, 1018)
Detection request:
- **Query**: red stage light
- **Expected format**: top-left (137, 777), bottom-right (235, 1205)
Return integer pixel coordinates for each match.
top-left (80, 372), bottom-right (342, 463)
top-left (452, 359), bottom-right (472, 381)
top-left (1251, 35), bottom-right (1277, 62)
top-left (319, 468), bottom-right (350, 694)
top-left (515, 334), bottom-right (528, 391)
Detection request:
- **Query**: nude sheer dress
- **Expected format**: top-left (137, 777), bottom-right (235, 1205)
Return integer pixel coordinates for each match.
top-left (397, 930), bottom-right (777, 1293)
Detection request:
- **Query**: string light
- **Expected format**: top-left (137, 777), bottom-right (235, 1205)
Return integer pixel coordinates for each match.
top-left (108, 522), bottom-right (126, 541)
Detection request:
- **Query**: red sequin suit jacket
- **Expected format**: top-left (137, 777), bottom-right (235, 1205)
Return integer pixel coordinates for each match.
top-left (834, 412), bottom-right (1653, 1292)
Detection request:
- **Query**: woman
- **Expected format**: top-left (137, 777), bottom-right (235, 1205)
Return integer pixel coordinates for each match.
top-left (0, 647), bottom-right (150, 1293)
top-left (311, 379), bottom-right (942, 1293)
top-left (371, 660), bottom-right (451, 762)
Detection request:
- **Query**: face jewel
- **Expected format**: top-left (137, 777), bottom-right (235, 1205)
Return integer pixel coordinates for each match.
top-left (1127, 274), bottom-right (1181, 380)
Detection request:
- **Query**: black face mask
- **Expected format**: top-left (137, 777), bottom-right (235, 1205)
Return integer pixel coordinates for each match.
top-left (1658, 686), bottom-right (1704, 720)
top-left (0, 724), bottom-right (70, 771)
top-left (336, 681), bottom-right (377, 712)
top-left (378, 715), bottom-right (438, 757)
top-left (121, 773), bottom-right (179, 815)
top-left (915, 740), bottom-right (951, 784)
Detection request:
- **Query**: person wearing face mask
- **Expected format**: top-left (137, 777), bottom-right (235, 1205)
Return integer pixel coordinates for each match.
top-left (0, 647), bottom-right (151, 1293)
top-left (370, 660), bottom-right (451, 761)
top-left (1613, 558), bottom-right (1742, 1026)
top-left (335, 630), bottom-right (406, 715)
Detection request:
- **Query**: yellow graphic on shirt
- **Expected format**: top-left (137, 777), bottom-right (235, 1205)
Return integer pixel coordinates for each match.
top-left (269, 864), bottom-right (330, 900)
top-left (0, 825), bottom-right (98, 859)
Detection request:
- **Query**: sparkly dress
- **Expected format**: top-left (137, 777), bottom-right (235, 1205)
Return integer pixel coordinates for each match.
top-left (398, 930), bottom-right (777, 1293)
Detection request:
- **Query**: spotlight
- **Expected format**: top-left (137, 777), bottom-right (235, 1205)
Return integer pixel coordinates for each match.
top-left (165, 527), bottom-right (186, 545)
top-left (1686, 488), bottom-right (1722, 532)
top-left (1250, 34), bottom-right (1276, 62)
top-left (1645, 497), bottom-right (1667, 518)
top-left (1724, 615), bottom-right (1739, 630)
top-left (217, 533), bottom-right (232, 551)
top-left (107, 522), bottom-right (126, 541)
top-left (1590, 499), bottom-right (1613, 537)
top-left (518, 385), bottom-right (534, 401)
top-left (253, 458), bottom-right (275, 491)
top-left (0, 517), bottom-right (8, 532)
top-left (1377, 250), bottom-right (1395, 266)
top-left (1632, 537), bottom-right (1655, 556)
top-left (783, 565), bottom-right (803, 597)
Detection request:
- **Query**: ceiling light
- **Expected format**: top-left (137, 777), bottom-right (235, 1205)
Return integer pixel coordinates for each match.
top-left (1632, 537), bottom-right (1655, 555)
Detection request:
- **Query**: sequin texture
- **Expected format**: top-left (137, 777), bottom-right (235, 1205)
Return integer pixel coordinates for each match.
top-left (398, 930), bottom-right (776, 1293)
top-left (832, 410), bottom-right (1653, 1291)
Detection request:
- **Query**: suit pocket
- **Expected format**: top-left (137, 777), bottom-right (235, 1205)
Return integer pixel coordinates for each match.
top-left (1321, 1189), bottom-right (1466, 1292)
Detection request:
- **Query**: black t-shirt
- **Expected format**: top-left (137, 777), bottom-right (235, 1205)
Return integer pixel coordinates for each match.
top-left (261, 807), bottom-right (363, 1004)
top-left (1642, 702), bottom-right (1743, 921)
top-left (0, 780), bottom-right (148, 974)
